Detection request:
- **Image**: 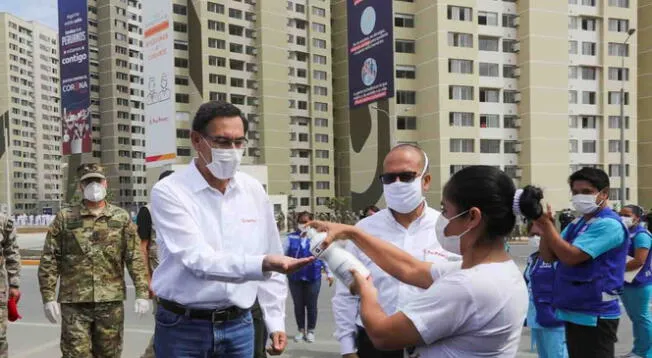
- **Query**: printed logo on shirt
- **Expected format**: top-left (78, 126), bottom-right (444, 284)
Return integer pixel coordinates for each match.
top-left (241, 218), bottom-right (257, 223)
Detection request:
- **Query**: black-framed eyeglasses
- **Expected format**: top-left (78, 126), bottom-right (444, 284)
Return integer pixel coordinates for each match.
top-left (379, 171), bottom-right (418, 184)
top-left (202, 135), bottom-right (248, 149)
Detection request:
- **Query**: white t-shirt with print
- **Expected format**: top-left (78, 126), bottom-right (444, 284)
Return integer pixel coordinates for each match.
top-left (402, 261), bottom-right (528, 358)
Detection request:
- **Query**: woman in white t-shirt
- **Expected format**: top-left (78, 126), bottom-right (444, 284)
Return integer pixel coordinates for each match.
top-left (310, 166), bottom-right (544, 357)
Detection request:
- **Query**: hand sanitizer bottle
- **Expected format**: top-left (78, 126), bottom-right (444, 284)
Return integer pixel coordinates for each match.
top-left (305, 228), bottom-right (370, 290)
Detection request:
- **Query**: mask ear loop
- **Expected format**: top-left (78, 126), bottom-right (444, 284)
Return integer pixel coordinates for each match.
top-left (197, 137), bottom-right (213, 165)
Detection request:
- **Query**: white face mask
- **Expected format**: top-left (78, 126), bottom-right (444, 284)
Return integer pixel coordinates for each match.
top-left (383, 178), bottom-right (424, 214)
top-left (297, 224), bottom-right (307, 232)
top-left (83, 182), bottom-right (106, 202)
top-left (200, 138), bottom-right (244, 179)
top-left (529, 236), bottom-right (541, 250)
top-left (621, 216), bottom-right (635, 228)
top-left (571, 194), bottom-right (602, 215)
top-left (435, 210), bottom-right (470, 255)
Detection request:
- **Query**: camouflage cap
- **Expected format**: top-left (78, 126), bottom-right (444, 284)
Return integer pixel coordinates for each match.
top-left (77, 163), bottom-right (106, 182)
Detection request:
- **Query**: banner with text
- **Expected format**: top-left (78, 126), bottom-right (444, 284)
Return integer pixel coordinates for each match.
top-left (143, 0), bottom-right (176, 167)
top-left (347, 0), bottom-right (394, 108)
top-left (58, 0), bottom-right (91, 155)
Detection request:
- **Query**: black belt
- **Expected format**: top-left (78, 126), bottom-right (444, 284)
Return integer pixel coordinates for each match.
top-left (157, 298), bottom-right (249, 323)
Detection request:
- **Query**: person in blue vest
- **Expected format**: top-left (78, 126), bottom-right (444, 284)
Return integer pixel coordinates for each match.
top-left (285, 211), bottom-right (333, 344)
top-left (620, 205), bottom-right (652, 358)
top-left (524, 234), bottom-right (568, 358)
top-left (531, 167), bottom-right (628, 358)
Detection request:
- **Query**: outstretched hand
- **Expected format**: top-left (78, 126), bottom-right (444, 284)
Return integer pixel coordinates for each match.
top-left (262, 255), bottom-right (314, 274)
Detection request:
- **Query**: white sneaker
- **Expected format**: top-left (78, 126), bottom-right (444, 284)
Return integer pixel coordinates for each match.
top-left (305, 331), bottom-right (315, 343)
top-left (294, 332), bottom-right (304, 342)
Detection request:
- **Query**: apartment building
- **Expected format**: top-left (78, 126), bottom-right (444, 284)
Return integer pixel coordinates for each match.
top-left (168, 0), bottom-right (335, 213)
top-left (639, 1), bottom-right (652, 208)
top-left (0, 13), bottom-right (61, 215)
top-left (333, 0), bottom-right (638, 211)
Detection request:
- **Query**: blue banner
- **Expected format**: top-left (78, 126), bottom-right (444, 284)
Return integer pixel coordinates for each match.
top-left (58, 0), bottom-right (91, 155)
top-left (347, 0), bottom-right (394, 108)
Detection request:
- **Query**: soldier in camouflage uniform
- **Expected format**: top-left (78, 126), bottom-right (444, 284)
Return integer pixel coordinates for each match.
top-left (38, 163), bottom-right (150, 358)
top-left (136, 169), bottom-right (174, 358)
top-left (0, 213), bottom-right (21, 358)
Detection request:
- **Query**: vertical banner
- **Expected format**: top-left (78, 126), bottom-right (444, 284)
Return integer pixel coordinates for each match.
top-left (143, 0), bottom-right (177, 167)
top-left (347, 0), bottom-right (395, 108)
top-left (58, 0), bottom-right (91, 154)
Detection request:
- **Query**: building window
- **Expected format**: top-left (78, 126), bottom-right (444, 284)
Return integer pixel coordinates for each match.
top-left (582, 91), bottom-right (597, 105)
top-left (173, 22), bottom-right (187, 33)
top-left (609, 0), bottom-right (629, 8)
top-left (447, 32), bottom-right (473, 48)
top-left (570, 140), bottom-right (579, 153)
top-left (450, 165), bottom-right (469, 175)
top-left (396, 65), bottom-right (416, 79)
top-left (315, 134), bottom-right (329, 143)
top-left (313, 70), bottom-right (327, 80)
top-left (314, 86), bottom-right (328, 96)
top-left (608, 67), bottom-right (629, 81)
top-left (503, 65), bottom-right (518, 78)
top-left (569, 67), bottom-right (579, 79)
top-left (478, 11), bottom-right (498, 26)
top-left (480, 114), bottom-right (500, 128)
top-left (174, 57), bottom-right (188, 68)
top-left (608, 140), bottom-right (630, 153)
top-left (447, 6), bottom-right (472, 21)
top-left (315, 150), bottom-right (329, 159)
top-left (300, 197), bottom-right (310, 206)
top-left (502, 14), bottom-right (518, 28)
top-left (608, 18), bottom-right (629, 32)
top-left (312, 6), bottom-right (326, 17)
top-left (608, 164), bottom-right (630, 177)
top-left (313, 54), bottom-right (327, 65)
top-left (313, 38), bottom-right (327, 49)
top-left (503, 39), bottom-right (519, 53)
top-left (316, 181), bottom-right (330, 190)
top-left (569, 90), bottom-right (578, 104)
top-left (314, 102), bottom-right (328, 112)
top-left (315, 118), bottom-right (328, 127)
top-left (450, 139), bottom-right (475, 153)
top-left (479, 63), bottom-right (499, 77)
top-left (479, 36), bottom-right (499, 51)
top-left (504, 141), bottom-right (521, 154)
top-left (480, 139), bottom-right (501, 153)
top-left (208, 38), bottom-right (226, 49)
top-left (581, 116), bottom-right (597, 128)
top-left (173, 4), bottom-right (187, 15)
top-left (207, 2), bottom-right (225, 13)
top-left (608, 116), bottom-right (629, 129)
top-left (582, 140), bottom-right (597, 153)
top-left (582, 42), bottom-right (596, 56)
top-left (608, 91), bottom-right (629, 105)
top-left (396, 91), bottom-right (416, 104)
top-left (395, 13), bottom-right (415, 28)
top-left (312, 23), bottom-right (326, 33)
top-left (396, 40), bottom-right (416, 53)
top-left (397, 116), bottom-right (417, 130)
top-left (581, 18), bottom-right (597, 31)
top-left (479, 88), bottom-right (500, 103)
top-left (448, 59), bottom-right (473, 74)
top-left (449, 86), bottom-right (474, 100)
top-left (608, 43), bottom-right (629, 57)
top-left (316, 166), bottom-right (330, 174)
top-left (449, 112), bottom-right (474, 127)
top-left (504, 116), bottom-right (519, 128)
top-left (569, 41), bottom-right (578, 54)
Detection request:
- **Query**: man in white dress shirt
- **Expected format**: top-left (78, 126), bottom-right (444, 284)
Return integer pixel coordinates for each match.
top-left (151, 101), bottom-right (312, 358)
top-left (333, 144), bottom-right (443, 358)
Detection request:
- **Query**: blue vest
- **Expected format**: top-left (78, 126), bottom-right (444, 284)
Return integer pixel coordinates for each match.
top-left (286, 231), bottom-right (322, 282)
top-left (552, 207), bottom-right (628, 317)
top-left (626, 225), bottom-right (652, 287)
top-left (524, 252), bottom-right (565, 328)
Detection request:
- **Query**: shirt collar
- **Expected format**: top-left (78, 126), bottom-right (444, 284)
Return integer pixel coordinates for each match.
top-left (384, 201), bottom-right (431, 230)
top-left (186, 159), bottom-right (239, 194)
top-left (79, 202), bottom-right (112, 218)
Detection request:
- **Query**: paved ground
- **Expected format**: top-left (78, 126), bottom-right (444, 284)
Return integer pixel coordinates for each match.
top-left (8, 234), bottom-right (639, 357)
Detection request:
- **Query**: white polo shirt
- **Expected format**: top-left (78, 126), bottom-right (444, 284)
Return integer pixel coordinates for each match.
top-left (150, 160), bottom-right (287, 333)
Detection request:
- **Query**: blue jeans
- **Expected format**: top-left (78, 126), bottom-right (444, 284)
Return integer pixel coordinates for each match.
top-left (622, 285), bottom-right (652, 358)
top-left (154, 306), bottom-right (254, 358)
top-left (289, 279), bottom-right (321, 331)
top-left (532, 328), bottom-right (569, 358)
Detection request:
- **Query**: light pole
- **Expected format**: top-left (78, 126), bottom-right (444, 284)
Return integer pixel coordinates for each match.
top-left (620, 28), bottom-right (635, 208)
top-left (370, 105), bottom-right (410, 148)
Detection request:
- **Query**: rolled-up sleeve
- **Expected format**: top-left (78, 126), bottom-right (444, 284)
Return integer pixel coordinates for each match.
top-left (257, 196), bottom-right (288, 334)
top-left (332, 241), bottom-right (361, 354)
top-left (151, 184), bottom-right (267, 282)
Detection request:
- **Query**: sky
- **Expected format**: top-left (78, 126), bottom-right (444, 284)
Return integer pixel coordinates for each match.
top-left (0, 0), bottom-right (58, 30)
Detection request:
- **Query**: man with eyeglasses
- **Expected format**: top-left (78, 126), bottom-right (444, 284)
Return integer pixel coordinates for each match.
top-left (150, 100), bottom-right (312, 357)
top-left (38, 163), bottom-right (150, 357)
top-left (332, 144), bottom-right (446, 358)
